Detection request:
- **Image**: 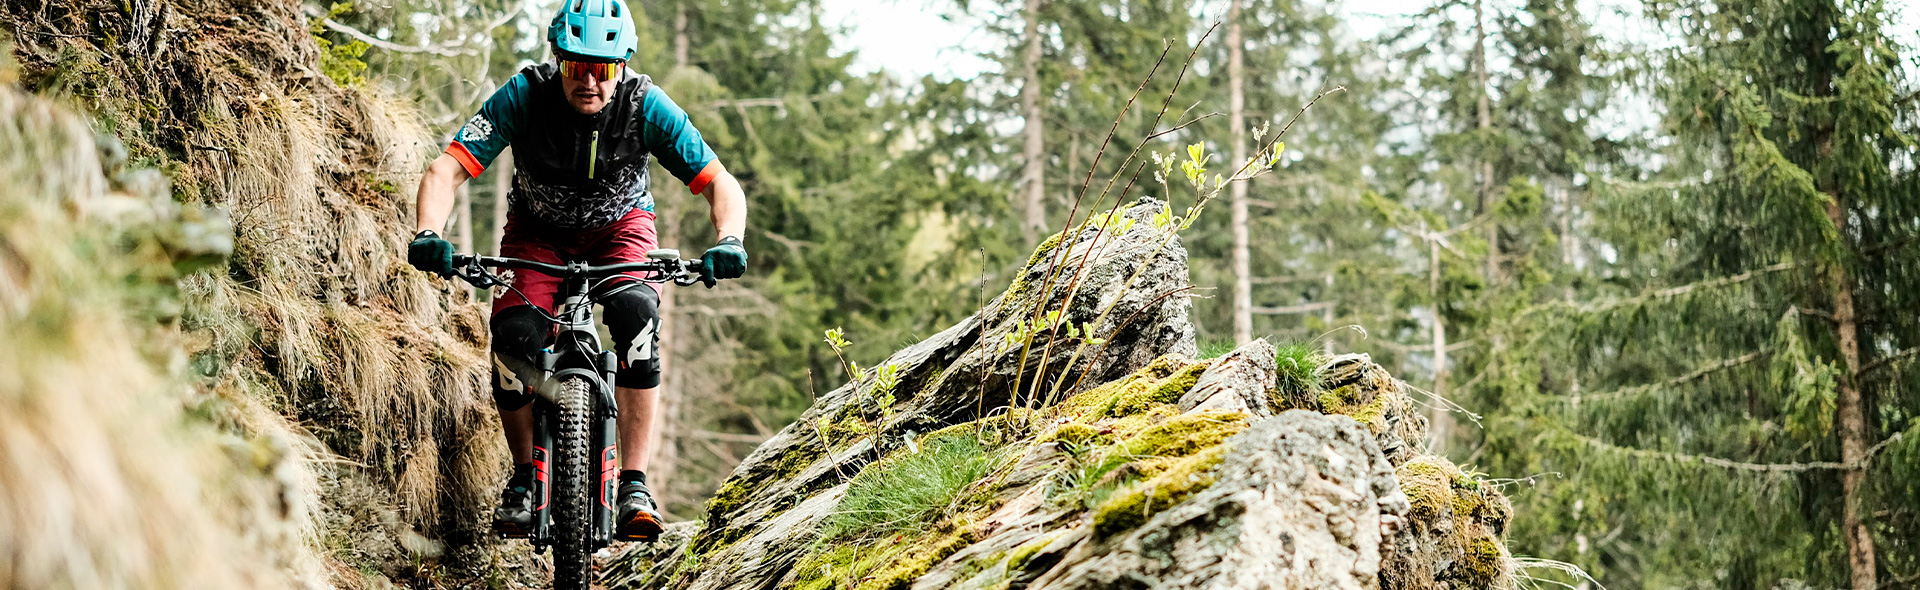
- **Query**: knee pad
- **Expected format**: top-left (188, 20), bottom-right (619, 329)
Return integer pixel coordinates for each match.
top-left (600, 284), bottom-right (662, 389)
top-left (491, 306), bottom-right (550, 410)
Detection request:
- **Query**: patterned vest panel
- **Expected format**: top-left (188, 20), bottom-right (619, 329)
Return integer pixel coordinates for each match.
top-left (509, 64), bottom-right (655, 230)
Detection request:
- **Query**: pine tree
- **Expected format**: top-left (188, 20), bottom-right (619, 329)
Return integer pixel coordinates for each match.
top-left (1475, 0), bottom-right (1920, 586)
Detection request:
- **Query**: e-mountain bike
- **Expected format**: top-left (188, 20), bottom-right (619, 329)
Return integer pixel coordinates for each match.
top-left (449, 249), bottom-right (709, 590)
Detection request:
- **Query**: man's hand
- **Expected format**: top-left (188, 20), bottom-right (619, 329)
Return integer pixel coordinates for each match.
top-left (408, 230), bottom-right (455, 277)
top-left (703, 236), bottom-right (747, 280)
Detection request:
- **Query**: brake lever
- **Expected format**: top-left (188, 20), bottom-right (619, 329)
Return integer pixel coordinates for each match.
top-left (454, 259), bottom-right (499, 289)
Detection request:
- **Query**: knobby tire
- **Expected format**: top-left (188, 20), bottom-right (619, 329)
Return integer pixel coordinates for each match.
top-left (551, 377), bottom-right (595, 590)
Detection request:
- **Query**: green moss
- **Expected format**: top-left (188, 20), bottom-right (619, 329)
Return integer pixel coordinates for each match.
top-left (1091, 445), bottom-right (1229, 537)
top-left (1106, 359), bottom-right (1211, 416)
top-left (1054, 354), bottom-right (1205, 420)
top-left (1038, 423), bottom-right (1107, 447)
top-left (819, 410), bottom-right (872, 447)
top-left (857, 525), bottom-right (980, 590)
top-left (1316, 383), bottom-right (1391, 432)
top-left (1105, 410), bottom-right (1249, 464)
top-left (1026, 230), bottom-right (1067, 269)
top-left (1397, 458), bottom-right (1452, 523)
top-left (704, 478), bottom-right (754, 521)
top-left (1004, 531), bottom-right (1065, 572)
top-left (1458, 535), bottom-right (1506, 586)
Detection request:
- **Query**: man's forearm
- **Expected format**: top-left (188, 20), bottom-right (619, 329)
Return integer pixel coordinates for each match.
top-left (703, 170), bottom-right (747, 239)
top-left (415, 153), bottom-right (471, 233)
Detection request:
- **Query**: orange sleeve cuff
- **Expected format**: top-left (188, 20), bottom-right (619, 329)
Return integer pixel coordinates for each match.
top-left (688, 160), bottom-right (724, 195)
top-left (445, 142), bottom-right (485, 178)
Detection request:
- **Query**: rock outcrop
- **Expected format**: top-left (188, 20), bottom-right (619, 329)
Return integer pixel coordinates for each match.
top-left (600, 198), bottom-right (1519, 590)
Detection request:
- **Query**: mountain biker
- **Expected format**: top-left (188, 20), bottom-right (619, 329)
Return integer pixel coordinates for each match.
top-left (404, 0), bottom-right (747, 543)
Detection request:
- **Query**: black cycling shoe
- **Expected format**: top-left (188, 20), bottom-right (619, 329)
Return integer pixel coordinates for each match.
top-left (615, 471), bottom-right (664, 542)
top-left (493, 463), bottom-right (535, 538)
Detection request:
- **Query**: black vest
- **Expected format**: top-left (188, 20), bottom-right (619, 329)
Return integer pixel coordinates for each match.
top-left (509, 64), bottom-right (656, 230)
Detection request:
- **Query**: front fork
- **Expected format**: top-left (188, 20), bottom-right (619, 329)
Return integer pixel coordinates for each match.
top-left (527, 346), bottom-right (623, 550)
top-left (591, 349), bottom-right (620, 549)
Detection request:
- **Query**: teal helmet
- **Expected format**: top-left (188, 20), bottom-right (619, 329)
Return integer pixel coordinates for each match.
top-left (547, 0), bottom-right (637, 61)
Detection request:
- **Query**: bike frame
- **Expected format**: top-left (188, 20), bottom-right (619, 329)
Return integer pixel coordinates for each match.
top-left (452, 252), bottom-right (706, 552)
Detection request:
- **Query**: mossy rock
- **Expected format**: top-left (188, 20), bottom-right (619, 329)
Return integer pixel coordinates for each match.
top-left (1054, 353), bottom-right (1208, 420)
top-left (1388, 456), bottom-right (1513, 589)
top-left (1091, 444), bottom-right (1229, 537)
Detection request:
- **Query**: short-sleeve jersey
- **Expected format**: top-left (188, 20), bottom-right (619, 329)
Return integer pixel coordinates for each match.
top-left (446, 63), bottom-right (721, 230)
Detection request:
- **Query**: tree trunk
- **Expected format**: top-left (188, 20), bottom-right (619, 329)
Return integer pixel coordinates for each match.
top-left (1228, 0), bottom-right (1251, 345)
top-left (1827, 195), bottom-right (1876, 590)
top-left (648, 0), bottom-right (695, 505)
top-left (1474, 0), bottom-right (1497, 284)
top-left (1429, 234), bottom-right (1450, 453)
top-left (1018, 0), bottom-right (1046, 245)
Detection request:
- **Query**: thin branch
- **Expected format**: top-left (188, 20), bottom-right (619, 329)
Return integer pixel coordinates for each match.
top-left (689, 429), bottom-right (768, 444)
top-left (1144, 111), bottom-right (1226, 140)
top-left (320, 18), bottom-right (474, 56)
top-left (1250, 301), bottom-right (1333, 314)
top-left (1862, 347), bottom-right (1919, 378)
top-left (1573, 430), bottom-right (1904, 472)
top-left (1558, 350), bottom-right (1771, 404)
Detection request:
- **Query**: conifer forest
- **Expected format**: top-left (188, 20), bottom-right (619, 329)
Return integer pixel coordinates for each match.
top-left (2, 0), bottom-right (1918, 588)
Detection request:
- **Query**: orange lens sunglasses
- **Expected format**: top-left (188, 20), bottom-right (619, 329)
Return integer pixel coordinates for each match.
top-left (559, 58), bottom-right (623, 81)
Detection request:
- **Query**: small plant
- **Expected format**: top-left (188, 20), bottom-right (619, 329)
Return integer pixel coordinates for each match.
top-left (824, 328), bottom-right (901, 418)
top-left (819, 435), bottom-right (1003, 541)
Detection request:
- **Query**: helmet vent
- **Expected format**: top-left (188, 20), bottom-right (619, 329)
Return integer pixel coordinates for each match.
top-left (571, 25), bottom-right (582, 38)
top-left (605, 31), bottom-right (617, 41)
top-left (571, 0), bottom-right (582, 12)
top-left (610, 3), bottom-right (620, 17)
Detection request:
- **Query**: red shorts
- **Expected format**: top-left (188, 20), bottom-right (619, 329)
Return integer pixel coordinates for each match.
top-left (492, 207), bottom-right (661, 315)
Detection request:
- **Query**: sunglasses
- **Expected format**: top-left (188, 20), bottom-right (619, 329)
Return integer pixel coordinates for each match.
top-left (559, 58), bottom-right (624, 81)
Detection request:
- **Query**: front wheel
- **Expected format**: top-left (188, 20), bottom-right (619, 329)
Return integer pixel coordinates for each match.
top-left (550, 376), bottom-right (595, 590)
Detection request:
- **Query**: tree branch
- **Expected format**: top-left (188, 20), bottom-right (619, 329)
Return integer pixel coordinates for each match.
top-left (319, 19), bottom-right (475, 56)
top-left (1560, 350), bottom-right (1771, 404)
top-left (1573, 430), bottom-right (1903, 472)
top-left (1250, 301), bottom-right (1334, 314)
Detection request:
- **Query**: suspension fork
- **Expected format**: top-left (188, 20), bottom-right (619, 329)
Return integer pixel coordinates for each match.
top-left (594, 349), bottom-right (619, 548)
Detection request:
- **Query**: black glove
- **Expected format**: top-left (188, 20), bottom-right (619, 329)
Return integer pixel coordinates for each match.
top-left (407, 229), bottom-right (454, 278)
top-left (702, 236), bottom-right (748, 280)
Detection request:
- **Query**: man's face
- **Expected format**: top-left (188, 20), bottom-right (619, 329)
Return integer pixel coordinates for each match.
top-left (560, 63), bottom-right (620, 114)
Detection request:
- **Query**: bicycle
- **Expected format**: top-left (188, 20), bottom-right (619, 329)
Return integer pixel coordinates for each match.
top-left (448, 248), bottom-right (711, 590)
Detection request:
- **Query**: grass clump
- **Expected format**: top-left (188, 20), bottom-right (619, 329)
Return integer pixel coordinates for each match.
top-left (1198, 339), bottom-right (1238, 359)
top-left (821, 433), bottom-right (1004, 540)
top-left (1270, 342), bottom-right (1324, 411)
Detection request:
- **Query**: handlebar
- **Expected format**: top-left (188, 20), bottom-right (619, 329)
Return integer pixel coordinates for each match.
top-left (450, 252), bottom-right (714, 289)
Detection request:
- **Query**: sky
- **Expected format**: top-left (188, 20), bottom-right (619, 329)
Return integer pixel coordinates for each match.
top-left (819, 0), bottom-right (1920, 82)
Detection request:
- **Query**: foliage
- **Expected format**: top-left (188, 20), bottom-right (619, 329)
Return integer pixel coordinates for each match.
top-left (819, 433), bottom-right (1003, 541)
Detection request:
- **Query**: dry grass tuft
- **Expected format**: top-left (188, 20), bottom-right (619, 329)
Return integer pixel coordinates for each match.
top-left (4, 0), bottom-right (515, 583)
top-left (0, 84), bottom-right (327, 590)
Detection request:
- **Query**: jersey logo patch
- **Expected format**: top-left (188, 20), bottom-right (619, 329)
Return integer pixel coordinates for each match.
top-left (461, 115), bottom-right (495, 142)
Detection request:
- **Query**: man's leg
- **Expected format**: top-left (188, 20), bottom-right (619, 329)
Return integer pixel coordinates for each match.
top-left (500, 404), bottom-right (534, 464)
top-left (488, 305), bottom-right (552, 534)
top-left (616, 385), bottom-right (658, 472)
top-left (602, 284), bottom-right (666, 539)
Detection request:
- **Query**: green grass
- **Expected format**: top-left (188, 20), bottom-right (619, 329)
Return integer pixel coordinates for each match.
top-left (1273, 342), bottom-right (1323, 403)
top-left (1197, 339), bottom-right (1238, 359)
top-left (820, 434), bottom-right (1003, 541)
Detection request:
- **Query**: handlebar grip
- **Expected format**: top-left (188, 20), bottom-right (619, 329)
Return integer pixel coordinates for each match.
top-left (690, 258), bottom-right (717, 288)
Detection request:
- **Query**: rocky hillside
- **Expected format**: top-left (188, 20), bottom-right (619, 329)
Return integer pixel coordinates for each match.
top-left (601, 199), bottom-right (1517, 590)
top-left (3, 0), bottom-right (520, 586)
